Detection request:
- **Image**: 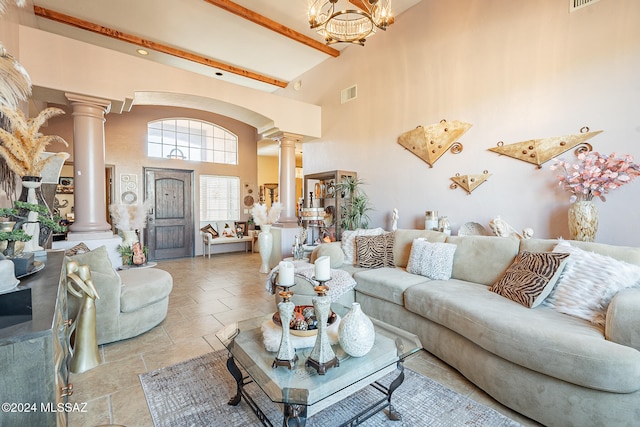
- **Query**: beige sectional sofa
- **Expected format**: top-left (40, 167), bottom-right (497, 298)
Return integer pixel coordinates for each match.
top-left (305, 229), bottom-right (640, 427)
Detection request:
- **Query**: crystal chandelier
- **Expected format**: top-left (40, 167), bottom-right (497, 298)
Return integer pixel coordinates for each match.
top-left (308, 0), bottom-right (394, 46)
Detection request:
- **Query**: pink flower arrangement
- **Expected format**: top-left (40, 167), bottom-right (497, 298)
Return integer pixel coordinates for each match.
top-left (551, 151), bottom-right (640, 203)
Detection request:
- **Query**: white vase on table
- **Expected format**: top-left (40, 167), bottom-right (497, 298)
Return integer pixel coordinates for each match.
top-left (258, 224), bottom-right (273, 273)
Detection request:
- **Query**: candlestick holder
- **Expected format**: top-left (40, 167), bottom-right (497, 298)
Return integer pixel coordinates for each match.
top-left (306, 284), bottom-right (339, 375)
top-left (273, 288), bottom-right (298, 369)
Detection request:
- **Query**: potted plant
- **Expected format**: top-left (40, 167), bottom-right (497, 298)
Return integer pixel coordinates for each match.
top-left (0, 201), bottom-right (66, 256)
top-left (335, 176), bottom-right (373, 230)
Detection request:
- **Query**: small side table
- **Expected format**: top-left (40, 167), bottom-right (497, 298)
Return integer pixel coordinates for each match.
top-left (118, 261), bottom-right (158, 271)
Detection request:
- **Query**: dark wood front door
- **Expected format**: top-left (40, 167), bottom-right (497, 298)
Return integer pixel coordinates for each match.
top-left (145, 168), bottom-right (194, 260)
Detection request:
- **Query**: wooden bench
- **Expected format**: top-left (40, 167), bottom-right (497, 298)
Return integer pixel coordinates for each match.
top-left (202, 233), bottom-right (254, 258)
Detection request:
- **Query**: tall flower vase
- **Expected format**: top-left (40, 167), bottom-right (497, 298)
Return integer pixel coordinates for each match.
top-left (258, 224), bottom-right (273, 273)
top-left (338, 302), bottom-right (376, 357)
top-left (568, 200), bottom-right (598, 242)
top-left (121, 230), bottom-right (139, 247)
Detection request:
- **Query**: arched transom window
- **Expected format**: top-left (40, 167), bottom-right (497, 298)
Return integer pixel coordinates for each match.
top-left (147, 118), bottom-right (238, 165)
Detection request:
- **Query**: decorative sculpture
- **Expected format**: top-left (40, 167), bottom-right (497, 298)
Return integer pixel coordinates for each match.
top-left (398, 119), bottom-right (472, 167)
top-left (489, 216), bottom-right (534, 240)
top-left (391, 208), bottom-right (399, 231)
top-left (450, 171), bottom-right (491, 194)
top-left (66, 260), bottom-right (102, 374)
top-left (488, 127), bottom-right (602, 168)
top-left (306, 285), bottom-right (339, 375)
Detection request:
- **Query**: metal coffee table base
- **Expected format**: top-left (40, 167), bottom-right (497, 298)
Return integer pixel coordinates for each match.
top-left (226, 356), bottom-right (406, 427)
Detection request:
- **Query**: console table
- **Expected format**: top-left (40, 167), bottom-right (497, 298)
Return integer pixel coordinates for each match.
top-left (0, 251), bottom-right (71, 427)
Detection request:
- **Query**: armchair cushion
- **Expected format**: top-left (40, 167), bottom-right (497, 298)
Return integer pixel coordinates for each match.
top-left (119, 268), bottom-right (173, 313)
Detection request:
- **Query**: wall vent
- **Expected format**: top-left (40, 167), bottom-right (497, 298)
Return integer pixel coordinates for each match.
top-left (341, 85), bottom-right (357, 104)
top-left (570, 0), bottom-right (600, 12)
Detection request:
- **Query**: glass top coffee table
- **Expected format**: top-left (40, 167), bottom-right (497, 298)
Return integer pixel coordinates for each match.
top-left (216, 303), bottom-right (421, 427)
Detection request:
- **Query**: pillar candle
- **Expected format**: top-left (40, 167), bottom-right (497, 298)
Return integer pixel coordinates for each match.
top-left (314, 256), bottom-right (331, 281)
top-left (279, 261), bottom-right (295, 286)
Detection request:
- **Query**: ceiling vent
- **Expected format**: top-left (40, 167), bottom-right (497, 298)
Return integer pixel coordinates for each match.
top-left (341, 85), bottom-right (357, 104)
top-left (570, 0), bottom-right (600, 12)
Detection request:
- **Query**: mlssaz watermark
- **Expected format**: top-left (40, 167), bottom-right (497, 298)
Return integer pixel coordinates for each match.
top-left (1, 402), bottom-right (88, 413)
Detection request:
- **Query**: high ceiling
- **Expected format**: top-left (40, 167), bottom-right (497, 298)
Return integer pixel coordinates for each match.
top-left (25, 0), bottom-right (422, 93)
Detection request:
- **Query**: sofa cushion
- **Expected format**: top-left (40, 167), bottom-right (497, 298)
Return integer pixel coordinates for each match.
top-left (354, 267), bottom-right (431, 306)
top-left (404, 279), bottom-right (640, 393)
top-left (68, 245), bottom-right (118, 277)
top-left (355, 233), bottom-right (395, 268)
top-left (446, 235), bottom-right (520, 285)
top-left (341, 228), bottom-right (385, 264)
top-left (543, 241), bottom-right (640, 327)
top-left (490, 251), bottom-right (569, 308)
top-left (521, 238), bottom-right (640, 265)
top-left (118, 268), bottom-right (173, 313)
top-left (393, 229), bottom-right (448, 268)
top-left (407, 239), bottom-right (457, 280)
top-left (310, 242), bottom-right (344, 268)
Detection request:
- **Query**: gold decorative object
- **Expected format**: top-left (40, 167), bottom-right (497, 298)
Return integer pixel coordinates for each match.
top-left (66, 260), bottom-right (102, 374)
top-left (450, 170), bottom-right (491, 194)
top-left (398, 119), bottom-right (471, 167)
top-left (488, 127), bottom-right (602, 168)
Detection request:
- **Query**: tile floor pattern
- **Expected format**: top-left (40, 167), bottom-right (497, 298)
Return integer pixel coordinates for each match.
top-left (67, 252), bottom-right (541, 427)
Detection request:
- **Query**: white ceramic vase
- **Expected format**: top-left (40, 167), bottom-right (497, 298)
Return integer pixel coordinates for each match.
top-left (258, 224), bottom-right (273, 273)
top-left (338, 302), bottom-right (375, 357)
top-left (121, 230), bottom-right (139, 247)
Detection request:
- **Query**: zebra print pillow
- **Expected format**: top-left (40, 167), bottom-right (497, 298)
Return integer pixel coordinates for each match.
top-left (490, 251), bottom-right (570, 308)
top-left (355, 233), bottom-right (395, 268)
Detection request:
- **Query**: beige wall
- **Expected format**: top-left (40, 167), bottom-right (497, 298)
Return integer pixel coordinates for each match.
top-left (280, 0), bottom-right (640, 246)
top-left (44, 105), bottom-right (259, 226)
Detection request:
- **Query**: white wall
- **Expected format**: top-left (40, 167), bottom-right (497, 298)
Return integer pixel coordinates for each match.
top-left (281, 0), bottom-right (640, 245)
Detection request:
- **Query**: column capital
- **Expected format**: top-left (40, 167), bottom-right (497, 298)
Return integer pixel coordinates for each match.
top-left (268, 131), bottom-right (303, 144)
top-left (65, 93), bottom-right (112, 114)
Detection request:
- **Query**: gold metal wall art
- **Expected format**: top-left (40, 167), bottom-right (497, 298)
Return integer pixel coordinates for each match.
top-left (398, 119), bottom-right (472, 167)
top-left (488, 127), bottom-right (602, 168)
top-left (450, 170), bottom-right (491, 194)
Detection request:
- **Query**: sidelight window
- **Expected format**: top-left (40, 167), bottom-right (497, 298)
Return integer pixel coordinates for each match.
top-left (199, 175), bottom-right (240, 221)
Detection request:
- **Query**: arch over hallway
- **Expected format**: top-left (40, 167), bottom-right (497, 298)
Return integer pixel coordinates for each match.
top-left (18, 25), bottom-right (321, 141)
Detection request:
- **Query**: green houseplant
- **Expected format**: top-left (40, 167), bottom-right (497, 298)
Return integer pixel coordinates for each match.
top-left (335, 176), bottom-right (373, 230)
top-left (0, 201), bottom-right (66, 256)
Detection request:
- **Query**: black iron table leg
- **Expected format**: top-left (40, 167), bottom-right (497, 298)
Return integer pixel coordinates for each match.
top-left (384, 363), bottom-right (405, 421)
top-left (226, 356), bottom-right (243, 406)
top-left (283, 404), bottom-right (307, 427)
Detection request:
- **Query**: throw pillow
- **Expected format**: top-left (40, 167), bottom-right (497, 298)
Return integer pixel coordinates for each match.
top-left (67, 245), bottom-right (118, 278)
top-left (543, 241), bottom-right (640, 326)
top-left (355, 233), bottom-right (395, 268)
top-left (406, 239), bottom-right (457, 280)
top-left (64, 242), bottom-right (91, 256)
top-left (341, 227), bottom-right (385, 264)
top-left (200, 224), bottom-right (218, 238)
top-left (221, 222), bottom-right (237, 238)
top-left (490, 251), bottom-right (570, 308)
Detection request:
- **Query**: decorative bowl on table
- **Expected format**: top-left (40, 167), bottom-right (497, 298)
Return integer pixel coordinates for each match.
top-left (272, 305), bottom-right (337, 337)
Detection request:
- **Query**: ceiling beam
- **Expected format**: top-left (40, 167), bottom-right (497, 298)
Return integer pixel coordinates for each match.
top-left (33, 6), bottom-right (289, 88)
top-left (202, 0), bottom-right (340, 58)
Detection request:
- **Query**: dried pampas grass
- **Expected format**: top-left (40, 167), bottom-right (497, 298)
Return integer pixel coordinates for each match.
top-left (0, 0), bottom-right (27, 15)
top-left (0, 105), bottom-right (68, 177)
top-left (0, 44), bottom-right (31, 108)
top-left (250, 202), bottom-right (282, 226)
top-left (109, 200), bottom-right (152, 231)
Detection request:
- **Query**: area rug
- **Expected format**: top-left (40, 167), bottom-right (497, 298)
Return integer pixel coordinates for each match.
top-left (139, 350), bottom-right (522, 427)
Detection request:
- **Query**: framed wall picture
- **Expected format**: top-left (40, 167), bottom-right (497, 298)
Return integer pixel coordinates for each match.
top-left (57, 177), bottom-right (74, 193)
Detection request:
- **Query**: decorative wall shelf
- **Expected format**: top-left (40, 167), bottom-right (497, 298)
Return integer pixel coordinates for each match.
top-left (488, 127), bottom-right (602, 168)
top-left (450, 171), bottom-right (491, 194)
top-left (398, 119), bottom-right (472, 167)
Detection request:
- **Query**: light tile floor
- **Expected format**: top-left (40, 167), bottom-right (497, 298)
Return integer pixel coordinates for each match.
top-left (67, 252), bottom-right (541, 427)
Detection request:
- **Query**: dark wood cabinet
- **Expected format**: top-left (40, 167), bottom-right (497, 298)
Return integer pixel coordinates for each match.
top-left (0, 251), bottom-right (71, 426)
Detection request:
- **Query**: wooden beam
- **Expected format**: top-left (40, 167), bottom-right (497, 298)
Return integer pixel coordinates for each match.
top-left (202, 0), bottom-right (340, 58)
top-left (33, 6), bottom-right (288, 88)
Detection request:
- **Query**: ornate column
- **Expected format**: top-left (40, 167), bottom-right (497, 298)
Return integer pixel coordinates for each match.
top-left (277, 133), bottom-right (300, 225)
top-left (66, 93), bottom-right (113, 238)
